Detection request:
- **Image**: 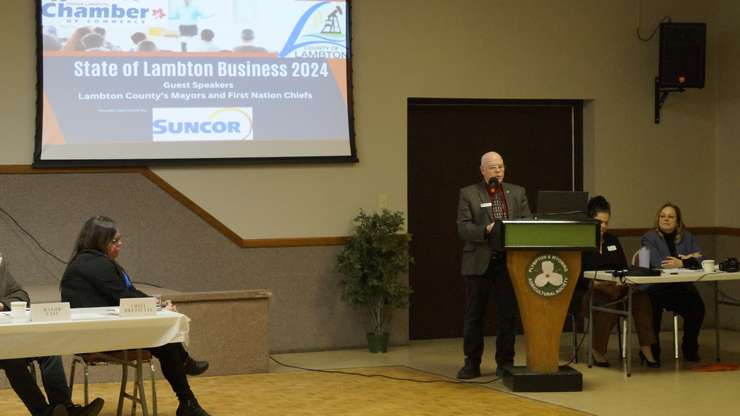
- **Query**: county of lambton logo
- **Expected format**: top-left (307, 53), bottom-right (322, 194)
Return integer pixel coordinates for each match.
top-left (526, 254), bottom-right (569, 297)
top-left (279, 2), bottom-right (347, 58)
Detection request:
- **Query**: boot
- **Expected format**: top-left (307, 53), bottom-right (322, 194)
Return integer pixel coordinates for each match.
top-left (456, 358), bottom-right (481, 379)
top-left (176, 398), bottom-right (210, 416)
top-left (183, 357), bottom-right (209, 376)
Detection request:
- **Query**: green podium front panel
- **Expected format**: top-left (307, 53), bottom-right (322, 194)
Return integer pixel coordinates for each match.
top-left (502, 220), bottom-right (598, 250)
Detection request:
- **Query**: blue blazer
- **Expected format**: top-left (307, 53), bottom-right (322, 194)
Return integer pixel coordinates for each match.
top-left (640, 230), bottom-right (702, 269)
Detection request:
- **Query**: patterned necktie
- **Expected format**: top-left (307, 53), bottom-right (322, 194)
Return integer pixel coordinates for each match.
top-left (491, 191), bottom-right (507, 220)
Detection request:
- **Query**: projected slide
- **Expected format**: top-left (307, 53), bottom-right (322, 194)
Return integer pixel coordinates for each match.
top-left (36, 0), bottom-right (354, 165)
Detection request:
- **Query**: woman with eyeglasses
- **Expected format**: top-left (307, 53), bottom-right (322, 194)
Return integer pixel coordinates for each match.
top-left (641, 203), bottom-right (705, 362)
top-left (584, 196), bottom-right (659, 368)
top-left (61, 216), bottom-right (210, 416)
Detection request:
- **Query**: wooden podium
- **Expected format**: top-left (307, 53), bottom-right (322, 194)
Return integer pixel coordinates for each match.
top-left (500, 219), bottom-right (598, 392)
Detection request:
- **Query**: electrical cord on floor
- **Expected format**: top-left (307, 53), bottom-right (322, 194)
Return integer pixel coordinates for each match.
top-left (560, 325), bottom-right (588, 367)
top-left (269, 355), bottom-right (503, 385)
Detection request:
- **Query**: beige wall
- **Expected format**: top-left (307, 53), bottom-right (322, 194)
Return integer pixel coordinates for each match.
top-left (717, 0), bottom-right (740, 228)
top-left (0, 0), bottom-right (732, 238)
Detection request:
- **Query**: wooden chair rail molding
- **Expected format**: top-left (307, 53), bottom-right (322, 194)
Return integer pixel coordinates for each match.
top-left (610, 227), bottom-right (740, 237)
top-left (0, 165), bottom-right (348, 248)
top-left (2, 165), bottom-right (739, 246)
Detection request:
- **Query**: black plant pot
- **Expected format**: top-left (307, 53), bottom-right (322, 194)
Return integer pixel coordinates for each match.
top-left (366, 332), bottom-right (389, 353)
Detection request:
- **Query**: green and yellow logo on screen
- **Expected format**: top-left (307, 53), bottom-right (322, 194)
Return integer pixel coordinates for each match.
top-left (526, 254), bottom-right (569, 297)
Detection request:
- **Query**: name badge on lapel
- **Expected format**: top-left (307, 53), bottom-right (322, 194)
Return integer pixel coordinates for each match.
top-left (607, 245), bottom-right (617, 252)
top-left (480, 202), bottom-right (492, 208)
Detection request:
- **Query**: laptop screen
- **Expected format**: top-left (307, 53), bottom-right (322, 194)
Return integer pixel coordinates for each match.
top-left (536, 191), bottom-right (589, 219)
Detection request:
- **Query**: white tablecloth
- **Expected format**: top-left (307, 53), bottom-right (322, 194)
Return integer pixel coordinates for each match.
top-left (0, 307), bottom-right (190, 360)
top-left (583, 269), bottom-right (740, 284)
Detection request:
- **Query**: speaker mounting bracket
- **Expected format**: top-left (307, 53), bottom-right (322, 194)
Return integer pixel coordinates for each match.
top-left (654, 77), bottom-right (685, 124)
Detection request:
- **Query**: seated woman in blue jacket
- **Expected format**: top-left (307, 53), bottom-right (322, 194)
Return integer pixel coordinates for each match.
top-left (61, 216), bottom-right (211, 416)
top-left (640, 203), bottom-right (704, 362)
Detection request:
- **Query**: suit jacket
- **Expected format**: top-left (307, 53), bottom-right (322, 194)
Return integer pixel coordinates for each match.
top-left (457, 181), bottom-right (531, 275)
top-left (60, 249), bottom-right (148, 308)
top-left (0, 253), bottom-right (30, 309)
top-left (640, 230), bottom-right (702, 269)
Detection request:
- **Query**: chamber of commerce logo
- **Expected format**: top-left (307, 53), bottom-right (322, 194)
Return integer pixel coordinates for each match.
top-left (279, 1), bottom-right (347, 58)
top-left (41, 0), bottom-right (166, 24)
top-left (152, 107), bottom-right (253, 142)
top-left (526, 254), bottom-right (569, 297)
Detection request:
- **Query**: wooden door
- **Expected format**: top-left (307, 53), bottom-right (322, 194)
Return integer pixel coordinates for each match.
top-left (407, 98), bottom-right (583, 340)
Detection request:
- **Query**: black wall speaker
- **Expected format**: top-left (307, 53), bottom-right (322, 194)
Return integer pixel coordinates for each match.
top-left (659, 23), bottom-right (706, 88)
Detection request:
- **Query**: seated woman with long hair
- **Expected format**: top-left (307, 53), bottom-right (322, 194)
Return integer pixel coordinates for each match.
top-left (61, 216), bottom-right (210, 416)
top-left (641, 203), bottom-right (705, 362)
top-left (585, 196), bottom-right (659, 368)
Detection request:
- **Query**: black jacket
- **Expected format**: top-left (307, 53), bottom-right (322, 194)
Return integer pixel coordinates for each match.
top-left (582, 232), bottom-right (628, 272)
top-left (61, 249), bottom-right (148, 308)
top-left (0, 254), bottom-right (30, 309)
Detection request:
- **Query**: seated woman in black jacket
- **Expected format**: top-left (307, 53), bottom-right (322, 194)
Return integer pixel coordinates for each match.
top-left (583, 196), bottom-right (659, 368)
top-left (61, 216), bottom-right (210, 416)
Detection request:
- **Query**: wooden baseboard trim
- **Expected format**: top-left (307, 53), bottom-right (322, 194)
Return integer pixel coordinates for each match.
top-left (714, 227), bottom-right (740, 237)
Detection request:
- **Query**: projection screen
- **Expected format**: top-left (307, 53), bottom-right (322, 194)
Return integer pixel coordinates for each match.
top-left (35, 0), bottom-right (355, 166)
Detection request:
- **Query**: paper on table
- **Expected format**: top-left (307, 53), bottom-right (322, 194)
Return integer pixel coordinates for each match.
top-left (662, 268), bottom-right (702, 274)
top-left (71, 309), bottom-right (119, 320)
top-left (70, 313), bottom-right (115, 320)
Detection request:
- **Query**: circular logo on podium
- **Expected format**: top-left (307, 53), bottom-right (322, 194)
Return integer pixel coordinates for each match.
top-left (526, 254), bottom-right (569, 297)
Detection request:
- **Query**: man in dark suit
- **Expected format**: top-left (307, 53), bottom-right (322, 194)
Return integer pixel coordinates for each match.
top-left (456, 151), bottom-right (531, 379)
top-left (0, 253), bottom-right (104, 416)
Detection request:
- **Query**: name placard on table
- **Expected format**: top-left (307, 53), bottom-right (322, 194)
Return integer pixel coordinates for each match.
top-left (30, 302), bottom-right (71, 322)
top-left (120, 298), bottom-right (158, 317)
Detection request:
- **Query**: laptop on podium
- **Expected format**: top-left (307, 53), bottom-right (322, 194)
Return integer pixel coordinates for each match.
top-left (535, 191), bottom-right (589, 220)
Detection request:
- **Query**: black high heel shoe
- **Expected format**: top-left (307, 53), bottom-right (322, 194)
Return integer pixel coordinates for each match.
top-left (591, 355), bottom-right (610, 368)
top-left (639, 351), bottom-right (660, 368)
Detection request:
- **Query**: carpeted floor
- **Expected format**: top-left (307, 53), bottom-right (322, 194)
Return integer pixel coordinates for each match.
top-left (0, 366), bottom-right (586, 416)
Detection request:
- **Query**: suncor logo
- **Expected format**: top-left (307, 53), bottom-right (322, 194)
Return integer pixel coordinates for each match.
top-left (152, 108), bottom-right (254, 142)
top-left (41, 1), bottom-right (165, 20)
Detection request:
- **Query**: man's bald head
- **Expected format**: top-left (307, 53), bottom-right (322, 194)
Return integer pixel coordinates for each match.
top-left (480, 152), bottom-right (503, 166)
top-left (480, 151), bottom-right (506, 185)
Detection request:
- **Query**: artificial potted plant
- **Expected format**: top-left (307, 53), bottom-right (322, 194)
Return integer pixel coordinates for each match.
top-left (336, 209), bottom-right (412, 353)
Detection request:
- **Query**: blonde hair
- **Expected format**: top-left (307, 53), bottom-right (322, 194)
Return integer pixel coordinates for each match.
top-left (654, 202), bottom-right (685, 244)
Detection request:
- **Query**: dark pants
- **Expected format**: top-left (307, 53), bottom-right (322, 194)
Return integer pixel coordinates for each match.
top-left (148, 343), bottom-right (193, 402)
top-left (591, 283), bottom-right (656, 354)
top-left (37, 356), bottom-right (71, 406)
top-left (0, 358), bottom-right (50, 416)
top-left (463, 257), bottom-right (519, 367)
top-left (649, 282), bottom-right (705, 358)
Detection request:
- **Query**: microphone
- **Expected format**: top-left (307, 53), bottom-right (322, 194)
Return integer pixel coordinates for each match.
top-left (488, 177), bottom-right (499, 189)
